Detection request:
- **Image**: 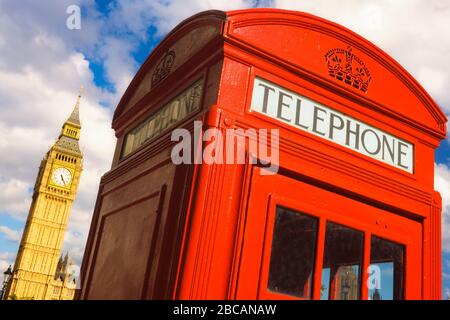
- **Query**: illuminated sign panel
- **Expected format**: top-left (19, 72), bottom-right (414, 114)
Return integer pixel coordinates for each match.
top-left (122, 79), bottom-right (203, 158)
top-left (251, 77), bottom-right (414, 173)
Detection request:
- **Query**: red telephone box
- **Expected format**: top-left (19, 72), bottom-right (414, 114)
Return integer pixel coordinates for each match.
top-left (78, 9), bottom-right (447, 300)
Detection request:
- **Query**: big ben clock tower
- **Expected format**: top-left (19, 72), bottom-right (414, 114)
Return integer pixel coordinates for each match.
top-left (3, 90), bottom-right (84, 300)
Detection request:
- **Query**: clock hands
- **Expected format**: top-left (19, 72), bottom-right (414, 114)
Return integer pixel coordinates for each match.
top-left (53, 169), bottom-right (71, 187)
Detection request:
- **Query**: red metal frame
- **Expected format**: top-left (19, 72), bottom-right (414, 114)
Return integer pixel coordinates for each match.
top-left (236, 167), bottom-right (422, 299)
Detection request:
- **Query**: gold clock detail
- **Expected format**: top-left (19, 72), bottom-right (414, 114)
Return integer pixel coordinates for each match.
top-left (51, 167), bottom-right (72, 187)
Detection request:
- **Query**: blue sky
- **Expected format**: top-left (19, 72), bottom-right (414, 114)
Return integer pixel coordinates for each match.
top-left (0, 0), bottom-right (449, 299)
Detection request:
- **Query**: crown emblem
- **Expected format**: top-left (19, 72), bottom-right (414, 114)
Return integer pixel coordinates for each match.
top-left (152, 50), bottom-right (176, 88)
top-left (325, 46), bottom-right (372, 93)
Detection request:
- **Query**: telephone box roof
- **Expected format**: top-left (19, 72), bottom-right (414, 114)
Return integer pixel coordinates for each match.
top-left (113, 9), bottom-right (446, 141)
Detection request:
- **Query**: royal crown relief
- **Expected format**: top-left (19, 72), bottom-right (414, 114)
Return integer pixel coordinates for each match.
top-left (151, 50), bottom-right (176, 88)
top-left (325, 46), bottom-right (372, 93)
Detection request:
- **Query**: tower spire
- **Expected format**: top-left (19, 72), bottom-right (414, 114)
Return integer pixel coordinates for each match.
top-left (57, 88), bottom-right (83, 146)
top-left (66, 86), bottom-right (82, 127)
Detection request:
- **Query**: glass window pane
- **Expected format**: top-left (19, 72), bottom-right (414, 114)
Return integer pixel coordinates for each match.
top-left (267, 207), bottom-right (318, 298)
top-left (320, 268), bottom-right (330, 300)
top-left (321, 222), bottom-right (363, 300)
top-left (368, 236), bottom-right (404, 300)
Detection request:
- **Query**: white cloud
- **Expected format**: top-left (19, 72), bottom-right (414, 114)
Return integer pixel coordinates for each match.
top-left (0, 252), bottom-right (15, 273)
top-left (0, 226), bottom-right (21, 242)
top-left (0, 177), bottom-right (31, 219)
top-left (108, 0), bottom-right (253, 37)
top-left (435, 163), bottom-right (450, 251)
top-left (417, 67), bottom-right (448, 102)
top-left (97, 36), bottom-right (137, 95)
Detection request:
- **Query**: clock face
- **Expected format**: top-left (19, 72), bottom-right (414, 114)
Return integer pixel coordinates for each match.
top-left (51, 167), bottom-right (72, 187)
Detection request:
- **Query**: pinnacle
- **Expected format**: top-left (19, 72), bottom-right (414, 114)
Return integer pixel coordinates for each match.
top-left (66, 87), bottom-right (82, 126)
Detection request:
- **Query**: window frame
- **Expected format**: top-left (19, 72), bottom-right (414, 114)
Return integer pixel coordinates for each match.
top-left (237, 168), bottom-right (422, 300)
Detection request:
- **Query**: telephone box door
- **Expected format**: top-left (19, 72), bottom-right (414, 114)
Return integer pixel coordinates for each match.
top-left (236, 167), bottom-right (422, 300)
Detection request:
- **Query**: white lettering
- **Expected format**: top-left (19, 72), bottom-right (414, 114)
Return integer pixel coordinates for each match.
top-left (66, 5), bottom-right (81, 30)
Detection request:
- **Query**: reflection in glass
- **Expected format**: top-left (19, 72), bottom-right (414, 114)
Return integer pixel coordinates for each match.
top-left (320, 268), bottom-right (330, 300)
top-left (321, 222), bottom-right (363, 300)
top-left (369, 237), bottom-right (404, 300)
top-left (267, 207), bottom-right (318, 299)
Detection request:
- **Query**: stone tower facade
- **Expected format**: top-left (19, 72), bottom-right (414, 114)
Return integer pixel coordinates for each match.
top-left (4, 91), bottom-right (83, 300)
